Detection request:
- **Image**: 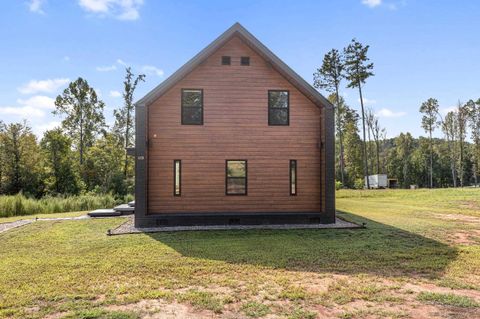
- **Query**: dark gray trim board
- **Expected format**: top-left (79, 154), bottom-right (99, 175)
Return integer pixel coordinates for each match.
top-left (134, 103), bottom-right (147, 227)
top-left (135, 212), bottom-right (334, 228)
top-left (323, 106), bottom-right (336, 223)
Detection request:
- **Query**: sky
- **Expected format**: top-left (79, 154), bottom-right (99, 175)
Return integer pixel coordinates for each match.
top-left (0, 0), bottom-right (479, 138)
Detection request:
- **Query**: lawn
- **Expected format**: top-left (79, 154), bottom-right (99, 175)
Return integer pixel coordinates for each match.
top-left (0, 189), bottom-right (479, 318)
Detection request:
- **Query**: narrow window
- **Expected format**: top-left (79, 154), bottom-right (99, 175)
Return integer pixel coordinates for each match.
top-left (221, 56), bottom-right (231, 65)
top-left (226, 160), bottom-right (247, 195)
top-left (174, 160), bottom-right (181, 196)
top-left (241, 56), bottom-right (250, 66)
top-left (268, 90), bottom-right (289, 125)
top-left (181, 89), bottom-right (203, 125)
top-left (290, 160), bottom-right (297, 195)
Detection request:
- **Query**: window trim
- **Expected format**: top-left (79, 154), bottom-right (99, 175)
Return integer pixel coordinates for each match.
top-left (240, 56), bottom-right (250, 66)
top-left (225, 160), bottom-right (248, 196)
top-left (290, 160), bottom-right (297, 196)
top-left (268, 90), bottom-right (290, 126)
top-left (221, 56), bottom-right (231, 65)
top-left (173, 160), bottom-right (181, 196)
top-left (181, 88), bottom-right (204, 125)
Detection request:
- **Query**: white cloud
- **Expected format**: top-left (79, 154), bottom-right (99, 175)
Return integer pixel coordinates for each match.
top-left (109, 90), bottom-right (122, 98)
top-left (362, 0), bottom-right (382, 8)
top-left (440, 106), bottom-right (456, 116)
top-left (33, 121), bottom-right (62, 136)
top-left (96, 64), bottom-right (117, 72)
top-left (0, 106), bottom-right (44, 118)
top-left (78, 0), bottom-right (144, 20)
top-left (29, 0), bottom-right (45, 14)
top-left (359, 97), bottom-right (377, 106)
top-left (375, 108), bottom-right (406, 118)
top-left (17, 95), bottom-right (55, 109)
top-left (18, 78), bottom-right (69, 95)
top-left (117, 58), bottom-right (127, 66)
top-left (142, 65), bottom-right (164, 77)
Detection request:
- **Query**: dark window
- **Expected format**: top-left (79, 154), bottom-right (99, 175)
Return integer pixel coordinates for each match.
top-left (226, 160), bottom-right (247, 195)
top-left (174, 160), bottom-right (181, 196)
top-left (221, 56), bottom-right (231, 65)
top-left (241, 56), bottom-right (250, 66)
top-left (181, 89), bottom-right (203, 125)
top-left (290, 160), bottom-right (297, 195)
top-left (268, 90), bottom-right (289, 125)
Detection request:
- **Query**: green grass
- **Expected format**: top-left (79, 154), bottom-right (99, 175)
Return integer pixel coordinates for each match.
top-left (0, 211), bottom-right (87, 223)
top-left (0, 188), bottom-right (479, 318)
top-left (417, 291), bottom-right (479, 308)
top-left (0, 193), bottom-right (133, 217)
top-left (241, 301), bottom-right (271, 317)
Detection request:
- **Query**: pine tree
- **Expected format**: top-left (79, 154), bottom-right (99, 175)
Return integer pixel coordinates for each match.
top-left (344, 39), bottom-right (374, 188)
top-left (419, 98), bottom-right (440, 188)
top-left (313, 49), bottom-right (346, 185)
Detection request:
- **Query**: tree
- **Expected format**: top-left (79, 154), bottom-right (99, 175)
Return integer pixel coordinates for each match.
top-left (84, 133), bottom-right (126, 194)
top-left (456, 101), bottom-right (469, 187)
top-left (342, 106), bottom-right (364, 187)
top-left (442, 111), bottom-right (458, 187)
top-left (465, 99), bottom-right (480, 186)
top-left (419, 98), bottom-right (440, 188)
top-left (0, 121), bottom-right (5, 193)
top-left (313, 49), bottom-right (346, 184)
top-left (54, 77), bottom-right (106, 165)
top-left (0, 122), bottom-right (44, 196)
top-left (366, 108), bottom-right (384, 174)
top-left (40, 128), bottom-right (82, 195)
top-left (113, 67), bottom-right (145, 177)
top-left (344, 39), bottom-right (374, 188)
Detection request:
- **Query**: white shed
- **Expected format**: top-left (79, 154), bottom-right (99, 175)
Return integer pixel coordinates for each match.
top-left (365, 174), bottom-right (388, 189)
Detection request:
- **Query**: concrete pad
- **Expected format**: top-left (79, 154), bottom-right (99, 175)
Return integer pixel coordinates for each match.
top-left (113, 204), bottom-right (134, 214)
top-left (128, 201), bottom-right (135, 207)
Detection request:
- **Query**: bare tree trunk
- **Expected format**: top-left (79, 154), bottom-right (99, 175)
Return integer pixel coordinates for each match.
top-left (429, 130), bottom-right (433, 188)
top-left (334, 86), bottom-right (345, 186)
top-left (358, 83), bottom-right (369, 188)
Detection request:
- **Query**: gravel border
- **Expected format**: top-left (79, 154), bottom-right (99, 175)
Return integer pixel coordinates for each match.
top-left (0, 220), bottom-right (34, 234)
top-left (108, 215), bottom-right (363, 235)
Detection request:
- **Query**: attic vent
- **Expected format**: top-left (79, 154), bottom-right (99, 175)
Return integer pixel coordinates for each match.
top-left (221, 56), bottom-right (231, 65)
top-left (241, 56), bottom-right (250, 66)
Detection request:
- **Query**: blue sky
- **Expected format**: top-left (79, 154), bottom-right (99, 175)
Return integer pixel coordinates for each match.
top-left (0, 0), bottom-right (479, 138)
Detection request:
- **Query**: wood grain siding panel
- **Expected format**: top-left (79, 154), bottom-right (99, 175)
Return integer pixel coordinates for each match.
top-left (147, 36), bottom-right (324, 214)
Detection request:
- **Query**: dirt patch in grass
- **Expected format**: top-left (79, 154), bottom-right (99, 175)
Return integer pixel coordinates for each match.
top-left (445, 231), bottom-right (480, 245)
top-left (433, 213), bottom-right (480, 223)
top-left (106, 300), bottom-right (215, 319)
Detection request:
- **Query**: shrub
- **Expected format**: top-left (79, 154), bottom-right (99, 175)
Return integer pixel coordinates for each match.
top-left (335, 180), bottom-right (343, 190)
top-left (0, 193), bottom-right (130, 217)
top-left (354, 178), bottom-right (365, 189)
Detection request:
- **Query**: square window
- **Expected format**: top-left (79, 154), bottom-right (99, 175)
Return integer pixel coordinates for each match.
top-left (226, 160), bottom-right (247, 195)
top-left (221, 56), bottom-right (231, 65)
top-left (241, 56), bottom-right (250, 66)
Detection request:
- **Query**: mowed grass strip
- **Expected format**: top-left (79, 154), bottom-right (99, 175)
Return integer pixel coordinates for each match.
top-left (0, 188), bottom-right (479, 318)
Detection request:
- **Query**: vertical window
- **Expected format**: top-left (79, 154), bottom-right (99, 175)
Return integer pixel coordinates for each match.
top-left (290, 160), bottom-right (297, 196)
top-left (268, 90), bottom-right (289, 125)
top-left (241, 56), bottom-right (250, 66)
top-left (174, 160), bottom-right (181, 196)
top-left (181, 89), bottom-right (203, 125)
top-left (226, 160), bottom-right (247, 195)
top-left (222, 56), bottom-right (231, 65)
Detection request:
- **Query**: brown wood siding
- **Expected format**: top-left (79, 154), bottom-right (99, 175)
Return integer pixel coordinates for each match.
top-left (147, 36), bottom-right (324, 214)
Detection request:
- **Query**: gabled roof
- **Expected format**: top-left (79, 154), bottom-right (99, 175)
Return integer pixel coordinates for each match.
top-left (136, 22), bottom-right (333, 109)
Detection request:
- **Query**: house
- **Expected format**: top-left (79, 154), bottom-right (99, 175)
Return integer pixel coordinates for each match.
top-left (133, 23), bottom-right (335, 227)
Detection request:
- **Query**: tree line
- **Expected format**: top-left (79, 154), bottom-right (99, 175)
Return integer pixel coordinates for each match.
top-left (0, 68), bottom-right (145, 198)
top-left (315, 39), bottom-right (480, 189)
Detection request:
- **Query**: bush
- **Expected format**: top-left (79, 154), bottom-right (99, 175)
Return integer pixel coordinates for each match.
top-left (0, 193), bottom-right (131, 217)
top-left (335, 180), bottom-right (343, 190)
top-left (354, 178), bottom-right (365, 189)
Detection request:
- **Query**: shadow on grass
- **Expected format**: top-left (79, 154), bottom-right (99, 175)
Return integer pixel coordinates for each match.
top-left (147, 211), bottom-right (458, 278)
